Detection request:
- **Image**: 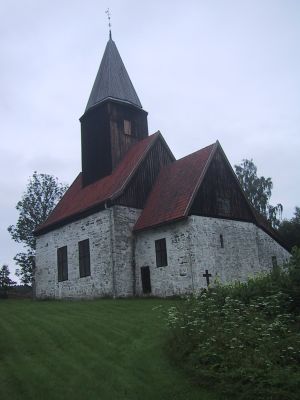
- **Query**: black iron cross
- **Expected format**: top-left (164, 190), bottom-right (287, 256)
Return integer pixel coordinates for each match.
top-left (105, 8), bottom-right (112, 38)
top-left (203, 269), bottom-right (212, 286)
top-left (105, 8), bottom-right (111, 28)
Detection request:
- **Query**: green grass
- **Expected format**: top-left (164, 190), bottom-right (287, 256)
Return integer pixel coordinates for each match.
top-left (0, 299), bottom-right (216, 400)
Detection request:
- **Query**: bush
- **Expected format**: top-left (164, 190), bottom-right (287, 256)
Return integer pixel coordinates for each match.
top-left (166, 252), bottom-right (300, 400)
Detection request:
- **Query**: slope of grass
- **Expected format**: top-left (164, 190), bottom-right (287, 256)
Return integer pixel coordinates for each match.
top-left (0, 298), bottom-right (216, 400)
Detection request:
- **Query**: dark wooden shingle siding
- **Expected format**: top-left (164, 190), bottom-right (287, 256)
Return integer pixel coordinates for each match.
top-left (115, 139), bottom-right (174, 209)
top-left (190, 148), bottom-right (254, 222)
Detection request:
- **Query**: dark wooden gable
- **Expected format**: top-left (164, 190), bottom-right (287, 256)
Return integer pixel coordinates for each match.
top-left (114, 136), bottom-right (175, 209)
top-left (189, 146), bottom-right (255, 222)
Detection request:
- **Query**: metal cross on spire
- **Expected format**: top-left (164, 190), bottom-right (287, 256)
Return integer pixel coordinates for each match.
top-left (105, 8), bottom-right (112, 39)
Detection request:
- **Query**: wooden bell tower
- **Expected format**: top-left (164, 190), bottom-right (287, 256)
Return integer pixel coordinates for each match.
top-left (80, 36), bottom-right (148, 187)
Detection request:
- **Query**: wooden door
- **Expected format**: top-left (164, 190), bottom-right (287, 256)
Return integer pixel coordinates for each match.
top-left (141, 266), bottom-right (151, 294)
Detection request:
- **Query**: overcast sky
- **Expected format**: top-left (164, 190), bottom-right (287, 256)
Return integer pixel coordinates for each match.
top-left (1, 0), bottom-right (300, 281)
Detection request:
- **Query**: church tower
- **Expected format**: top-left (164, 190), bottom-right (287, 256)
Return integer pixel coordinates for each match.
top-left (80, 34), bottom-right (149, 187)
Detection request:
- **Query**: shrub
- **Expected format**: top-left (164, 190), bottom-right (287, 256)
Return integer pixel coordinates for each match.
top-left (166, 254), bottom-right (300, 400)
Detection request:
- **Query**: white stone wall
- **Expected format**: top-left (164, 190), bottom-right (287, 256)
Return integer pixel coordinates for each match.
top-left (35, 209), bottom-right (290, 299)
top-left (256, 228), bottom-right (290, 269)
top-left (134, 216), bottom-right (290, 297)
top-left (111, 206), bottom-right (141, 297)
top-left (35, 206), bottom-right (141, 299)
top-left (135, 220), bottom-right (194, 297)
top-left (35, 209), bottom-right (113, 299)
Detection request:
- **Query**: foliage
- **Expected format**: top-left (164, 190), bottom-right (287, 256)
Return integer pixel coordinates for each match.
top-left (279, 207), bottom-right (300, 249)
top-left (166, 257), bottom-right (300, 400)
top-left (234, 159), bottom-right (282, 228)
top-left (0, 265), bottom-right (16, 298)
top-left (8, 172), bottom-right (68, 285)
top-left (14, 251), bottom-right (35, 286)
top-left (0, 299), bottom-right (215, 400)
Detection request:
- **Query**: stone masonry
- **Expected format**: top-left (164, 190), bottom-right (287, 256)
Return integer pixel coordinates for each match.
top-left (35, 206), bottom-right (140, 299)
top-left (35, 207), bottom-right (290, 299)
top-left (135, 215), bottom-right (290, 297)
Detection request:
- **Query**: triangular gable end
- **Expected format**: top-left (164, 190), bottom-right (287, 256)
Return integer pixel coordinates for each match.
top-left (188, 142), bottom-right (256, 223)
top-left (112, 132), bottom-right (176, 209)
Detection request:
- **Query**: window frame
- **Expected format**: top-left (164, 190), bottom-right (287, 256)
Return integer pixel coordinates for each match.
top-left (124, 119), bottom-right (132, 136)
top-left (57, 246), bottom-right (68, 282)
top-left (220, 234), bottom-right (224, 248)
top-left (272, 255), bottom-right (278, 269)
top-left (78, 239), bottom-right (91, 278)
top-left (155, 238), bottom-right (168, 267)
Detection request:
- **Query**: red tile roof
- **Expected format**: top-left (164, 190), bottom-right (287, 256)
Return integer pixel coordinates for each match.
top-left (134, 142), bottom-right (217, 231)
top-left (35, 132), bottom-right (160, 235)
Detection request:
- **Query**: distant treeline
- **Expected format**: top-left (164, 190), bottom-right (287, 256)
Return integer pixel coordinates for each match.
top-left (0, 285), bottom-right (33, 299)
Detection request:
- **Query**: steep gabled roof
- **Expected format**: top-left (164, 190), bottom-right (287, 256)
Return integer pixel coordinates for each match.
top-left (134, 142), bottom-right (217, 231)
top-left (134, 141), bottom-right (289, 251)
top-left (35, 132), bottom-right (161, 235)
top-left (85, 37), bottom-right (142, 112)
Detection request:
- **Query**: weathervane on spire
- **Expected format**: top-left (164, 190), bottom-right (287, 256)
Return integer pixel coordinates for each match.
top-left (105, 8), bottom-right (112, 39)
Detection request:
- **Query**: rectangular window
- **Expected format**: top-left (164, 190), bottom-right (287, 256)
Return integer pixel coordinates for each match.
top-left (57, 246), bottom-right (68, 282)
top-left (217, 197), bottom-right (231, 216)
top-left (155, 238), bottom-right (167, 267)
top-left (220, 234), bottom-right (224, 248)
top-left (124, 119), bottom-right (131, 135)
top-left (79, 239), bottom-right (91, 277)
top-left (272, 256), bottom-right (278, 269)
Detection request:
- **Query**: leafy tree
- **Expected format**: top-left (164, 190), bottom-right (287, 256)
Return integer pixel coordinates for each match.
top-left (278, 207), bottom-right (300, 249)
top-left (8, 172), bottom-right (68, 285)
top-left (0, 265), bottom-right (16, 298)
top-left (234, 159), bottom-right (282, 228)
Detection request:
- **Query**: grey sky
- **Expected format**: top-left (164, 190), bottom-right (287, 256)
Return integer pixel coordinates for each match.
top-left (1, 0), bottom-right (299, 280)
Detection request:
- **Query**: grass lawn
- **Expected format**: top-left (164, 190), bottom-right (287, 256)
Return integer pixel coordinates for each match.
top-left (0, 299), bottom-right (217, 400)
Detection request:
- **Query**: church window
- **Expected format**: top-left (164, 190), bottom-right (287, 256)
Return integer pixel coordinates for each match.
top-left (220, 234), bottom-right (224, 248)
top-left (57, 246), bottom-right (68, 282)
top-left (124, 119), bottom-right (131, 135)
top-left (79, 239), bottom-right (91, 277)
top-left (272, 256), bottom-right (278, 269)
top-left (217, 197), bottom-right (231, 216)
top-left (155, 238), bottom-right (167, 267)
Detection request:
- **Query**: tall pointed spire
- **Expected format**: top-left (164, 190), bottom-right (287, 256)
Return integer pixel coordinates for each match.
top-left (85, 37), bottom-right (142, 112)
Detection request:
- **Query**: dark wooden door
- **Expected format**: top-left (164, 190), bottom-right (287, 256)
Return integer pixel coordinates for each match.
top-left (141, 266), bottom-right (151, 294)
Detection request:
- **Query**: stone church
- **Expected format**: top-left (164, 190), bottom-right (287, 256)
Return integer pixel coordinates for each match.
top-left (34, 34), bottom-right (289, 299)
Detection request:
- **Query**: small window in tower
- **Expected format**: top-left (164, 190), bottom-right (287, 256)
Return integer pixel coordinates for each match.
top-left (124, 119), bottom-right (131, 136)
top-left (155, 238), bottom-right (168, 267)
top-left (220, 234), bottom-right (224, 248)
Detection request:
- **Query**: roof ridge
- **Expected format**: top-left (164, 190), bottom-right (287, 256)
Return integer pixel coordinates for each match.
top-left (175, 142), bottom-right (216, 163)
